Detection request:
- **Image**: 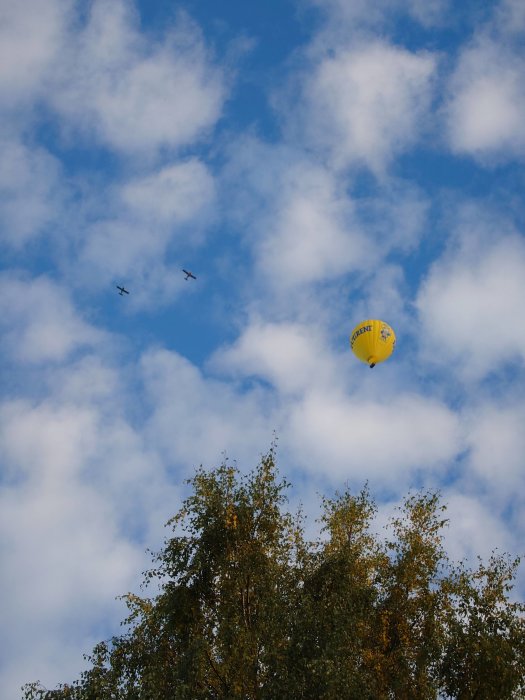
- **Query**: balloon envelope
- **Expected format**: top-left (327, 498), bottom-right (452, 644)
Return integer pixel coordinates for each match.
top-left (350, 319), bottom-right (396, 368)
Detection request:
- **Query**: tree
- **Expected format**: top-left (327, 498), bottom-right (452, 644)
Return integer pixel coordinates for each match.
top-left (23, 449), bottom-right (525, 699)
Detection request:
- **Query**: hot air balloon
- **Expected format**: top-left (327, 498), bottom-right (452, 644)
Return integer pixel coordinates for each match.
top-left (350, 319), bottom-right (396, 368)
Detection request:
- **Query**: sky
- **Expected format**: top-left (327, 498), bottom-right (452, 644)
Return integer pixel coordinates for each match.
top-left (1, 0), bottom-right (525, 695)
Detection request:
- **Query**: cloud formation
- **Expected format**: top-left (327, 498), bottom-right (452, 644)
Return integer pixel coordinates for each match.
top-left (306, 0), bottom-right (449, 31)
top-left (141, 348), bottom-right (275, 469)
top-left (299, 42), bottom-right (437, 173)
top-left (0, 0), bottom-right (70, 107)
top-left (445, 37), bottom-right (525, 159)
top-left (119, 159), bottom-right (216, 226)
top-left (0, 274), bottom-right (105, 364)
top-left (212, 320), bottom-right (342, 396)
top-left (0, 137), bottom-right (64, 246)
top-left (48, 0), bottom-right (226, 154)
top-left (0, 0), bottom-right (226, 156)
top-left (416, 220), bottom-right (525, 380)
top-left (287, 391), bottom-right (462, 485)
top-left (78, 157), bottom-right (216, 301)
top-left (444, 1), bottom-right (525, 161)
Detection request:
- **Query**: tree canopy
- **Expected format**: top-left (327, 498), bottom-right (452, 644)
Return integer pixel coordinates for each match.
top-left (23, 448), bottom-right (525, 699)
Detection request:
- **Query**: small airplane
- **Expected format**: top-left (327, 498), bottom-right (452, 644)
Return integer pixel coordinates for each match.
top-left (116, 285), bottom-right (129, 296)
top-left (182, 269), bottom-right (196, 281)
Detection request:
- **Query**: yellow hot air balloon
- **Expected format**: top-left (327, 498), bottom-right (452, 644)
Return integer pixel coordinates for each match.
top-left (350, 319), bottom-right (396, 368)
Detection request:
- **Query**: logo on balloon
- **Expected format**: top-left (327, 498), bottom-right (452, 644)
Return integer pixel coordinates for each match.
top-left (350, 324), bottom-right (372, 348)
top-left (380, 325), bottom-right (392, 342)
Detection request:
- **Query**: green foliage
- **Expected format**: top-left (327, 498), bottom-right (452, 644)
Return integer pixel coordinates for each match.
top-left (23, 450), bottom-right (525, 699)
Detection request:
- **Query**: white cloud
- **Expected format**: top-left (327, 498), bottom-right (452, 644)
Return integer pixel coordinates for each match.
top-left (298, 42), bottom-right (437, 173)
top-left (403, 0), bottom-right (449, 26)
top-left (0, 351), bottom-right (183, 696)
top-left (0, 274), bottom-right (105, 364)
top-left (49, 355), bottom-right (122, 405)
top-left (465, 401), bottom-right (525, 497)
top-left (256, 163), bottom-right (373, 287)
top-left (224, 141), bottom-right (357, 251)
top-left (362, 182), bottom-right (429, 253)
top-left (76, 158), bottom-right (216, 304)
top-left (357, 264), bottom-right (410, 332)
top-left (0, 397), bottom-right (135, 695)
top-left (445, 39), bottom-right (525, 158)
top-left (0, 137), bottom-right (64, 246)
top-left (212, 320), bottom-right (343, 396)
top-left (222, 139), bottom-right (428, 300)
top-left (306, 0), bottom-right (449, 30)
top-left (0, 0), bottom-right (70, 107)
top-left (141, 348), bottom-right (276, 468)
top-left (0, 0), bottom-right (225, 154)
top-left (221, 140), bottom-right (374, 293)
top-left (0, 399), bottom-right (98, 483)
top-left (287, 391), bottom-right (462, 486)
top-left (495, 0), bottom-right (525, 34)
top-left (82, 219), bottom-right (166, 278)
top-left (416, 225), bottom-right (525, 380)
top-left (119, 159), bottom-right (216, 225)
top-left (442, 492), bottom-right (517, 564)
top-left (49, 1), bottom-right (226, 154)
top-left (0, 481), bottom-right (140, 695)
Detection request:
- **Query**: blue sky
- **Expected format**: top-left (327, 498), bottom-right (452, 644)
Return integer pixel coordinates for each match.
top-left (2, 0), bottom-right (525, 694)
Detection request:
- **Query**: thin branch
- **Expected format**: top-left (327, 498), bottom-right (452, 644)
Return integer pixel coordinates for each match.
top-left (205, 648), bottom-right (230, 695)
